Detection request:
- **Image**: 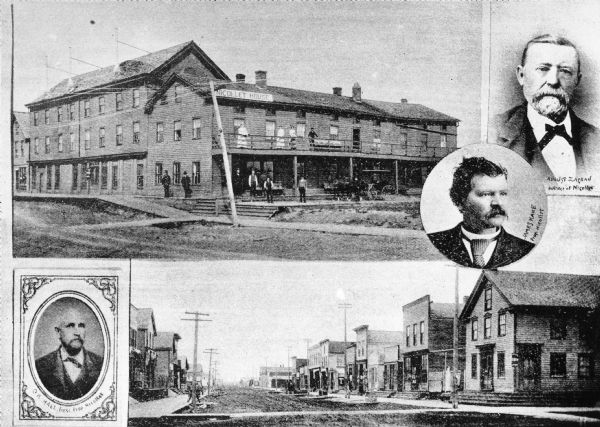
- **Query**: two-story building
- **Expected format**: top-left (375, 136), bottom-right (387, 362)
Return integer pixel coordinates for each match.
top-left (258, 366), bottom-right (294, 389)
top-left (353, 325), bottom-right (403, 392)
top-left (129, 304), bottom-right (157, 393)
top-left (402, 295), bottom-right (465, 394)
top-left (154, 331), bottom-right (182, 390)
top-left (21, 40), bottom-right (459, 198)
top-left (290, 356), bottom-right (308, 391)
top-left (13, 112), bottom-right (30, 192)
top-left (460, 271), bottom-right (600, 405)
top-left (383, 344), bottom-right (402, 392)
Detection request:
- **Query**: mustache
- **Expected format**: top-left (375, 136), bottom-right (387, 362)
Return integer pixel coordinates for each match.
top-left (532, 86), bottom-right (569, 104)
top-left (487, 207), bottom-right (506, 218)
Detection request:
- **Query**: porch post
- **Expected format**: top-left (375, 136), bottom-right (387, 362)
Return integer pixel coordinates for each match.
top-left (394, 160), bottom-right (399, 194)
top-left (349, 157), bottom-right (354, 179)
top-left (293, 155), bottom-right (298, 196)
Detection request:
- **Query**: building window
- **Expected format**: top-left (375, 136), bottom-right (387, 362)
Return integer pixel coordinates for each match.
top-left (296, 110), bottom-right (306, 119)
top-left (192, 118), bottom-right (201, 139)
top-left (21, 141), bottom-right (24, 157)
top-left (173, 162), bottom-right (181, 185)
top-left (265, 120), bottom-right (275, 138)
top-left (133, 121), bottom-right (140, 144)
top-left (550, 318), bottom-right (567, 340)
top-left (471, 354), bottom-right (477, 379)
top-left (296, 123), bottom-right (306, 138)
top-left (70, 133), bottom-right (76, 152)
top-left (99, 127), bottom-right (106, 147)
top-left (46, 166), bottom-right (52, 190)
top-left (331, 113), bottom-right (339, 121)
top-left (84, 99), bottom-right (90, 117)
top-left (136, 164), bottom-right (144, 189)
top-left (192, 161), bottom-right (200, 185)
top-left (57, 134), bottom-right (64, 152)
top-left (116, 125), bottom-right (123, 145)
top-left (156, 122), bottom-right (164, 143)
top-left (373, 119), bottom-right (381, 126)
top-left (234, 105), bottom-right (245, 114)
top-left (578, 354), bottom-right (593, 378)
top-left (34, 137), bottom-right (39, 154)
top-left (101, 162), bottom-right (108, 189)
top-left (419, 133), bottom-right (428, 145)
top-left (116, 93), bottom-right (123, 111)
top-left (34, 111), bottom-right (39, 126)
top-left (484, 287), bottom-right (492, 311)
top-left (174, 84), bottom-right (181, 103)
top-left (329, 125), bottom-right (339, 140)
top-left (112, 165), bottom-right (119, 190)
top-left (399, 132), bottom-right (408, 146)
top-left (84, 129), bottom-right (91, 150)
top-left (497, 352), bottom-right (505, 378)
top-left (70, 103), bottom-right (75, 120)
top-left (45, 109), bottom-right (49, 124)
top-left (406, 326), bottom-right (410, 347)
top-left (15, 143), bottom-right (19, 158)
top-left (550, 353), bottom-right (567, 377)
top-left (133, 89), bottom-right (140, 107)
top-left (423, 124), bottom-right (428, 130)
top-left (354, 117), bottom-right (361, 124)
top-left (471, 318), bottom-right (478, 341)
top-left (72, 165), bottom-right (78, 190)
top-left (442, 125), bottom-right (447, 131)
top-left (155, 163), bottom-right (163, 185)
top-left (57, 106), bottom-right (63, 122)
top-left (54, 165), bottom-right (60, 189)
top-left (412, 323), bottom-right (417, 346)
top-left (498, 312), bottom-right (506, 337)
top-left (484, 315), bottom-right (492, 339)
top-left (440, 134), bottom-right (447, 148)
top-left (266, 107), bottom-right (276, 116)
top-left (374, 129), bottom-right (381, 143)
top-left (99, 96), bottom-right (105, 114)
top-left (44, 136), bottom-right (50, 153)
top-left (419, 321), bottom-right (424, 345)
top-left (173, 120), bottom-right (182, 141)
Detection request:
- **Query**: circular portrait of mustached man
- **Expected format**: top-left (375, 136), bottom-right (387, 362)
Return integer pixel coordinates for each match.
top-left (421, 144), bottom-right (547, 269)
top-left (32, 296), bottom-right (105, 402)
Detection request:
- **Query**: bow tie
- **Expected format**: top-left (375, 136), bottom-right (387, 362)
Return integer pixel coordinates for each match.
top-left (538, 123), bottom-right (572, 150)
top-left (64, 356), bottom-right (83, 368)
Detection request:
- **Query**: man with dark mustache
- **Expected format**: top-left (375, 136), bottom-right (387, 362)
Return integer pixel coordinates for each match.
top-left (427, 157), bottom-right (535, 269)
top-left (492, 34), bottom-right (600, 180)
top-left (35, 305), bottom-right (103, 400)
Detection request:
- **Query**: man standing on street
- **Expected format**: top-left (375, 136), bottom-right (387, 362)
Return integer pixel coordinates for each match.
top-left (492, 34), bottom-right (600, 181)
top-left (161, 170), bottom-right (171, 198)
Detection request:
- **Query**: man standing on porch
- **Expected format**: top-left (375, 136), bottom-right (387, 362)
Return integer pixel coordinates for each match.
top-left (161, 170), bottom-right (171, 198)
top-left (298, 176), bottom-right (307, 203)
top-left (248, 169), bottom-right (258, 201)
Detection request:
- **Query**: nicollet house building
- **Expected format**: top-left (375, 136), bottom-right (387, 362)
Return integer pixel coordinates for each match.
top-left (20, 40), bottom-right (458, 197)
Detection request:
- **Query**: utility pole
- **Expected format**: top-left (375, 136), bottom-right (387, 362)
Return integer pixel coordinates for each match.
top-left (181, 311), bottom-right (211, 412)
top-left (304, 339), bottom-right (311, 391)
top-left (209, 80), bottom-right (239, 226)
top-left (338, 302), bottom-right (352, 398)
top-left (204, 348), bottom-right (219, 396)
top-left (287, 345), bottom-right (292, 392)
top-left (453, 266), bottom-right (459, 409)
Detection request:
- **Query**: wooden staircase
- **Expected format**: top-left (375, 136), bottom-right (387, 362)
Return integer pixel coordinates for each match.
top-left (457, 391), bottom-right (598, 407)
top-left (188, 199), bottom-right (280, 218)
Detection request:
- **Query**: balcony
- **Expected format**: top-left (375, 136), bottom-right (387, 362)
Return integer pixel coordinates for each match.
top-left (213, 134), bottom-right (451, 159)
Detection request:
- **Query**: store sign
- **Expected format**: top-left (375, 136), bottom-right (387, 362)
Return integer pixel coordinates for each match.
top-left (216, 89), bottom-right (273, 102)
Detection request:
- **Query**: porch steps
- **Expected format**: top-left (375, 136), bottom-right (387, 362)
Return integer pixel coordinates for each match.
top-left (189, 199), bottom-right (279, 218)
top-left (393, 391), bottom-right (430, 400)
top-left (457, 391), bottom-right (598, 407)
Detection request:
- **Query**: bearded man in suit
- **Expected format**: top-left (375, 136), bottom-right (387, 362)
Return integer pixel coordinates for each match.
top-left (35, 307), bottom-right (103, 400)
top-left (427, 157), bottom-right (535, 269)
top-left (493, 34), bottom-right (600, 181)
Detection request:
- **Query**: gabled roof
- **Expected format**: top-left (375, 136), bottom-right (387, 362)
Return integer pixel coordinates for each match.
top-left (13, 111), bottom-right (30, 138)
top-left (136, 308), bottom-right (157, 334)
top-left (363, 99), bottom-right (459, 123)
top-left (460, 271), bottom-right (600, 319)
top-left (27, 41), bottom-right (229, 107)
top-left (155, 331), bottom-right (181, 350)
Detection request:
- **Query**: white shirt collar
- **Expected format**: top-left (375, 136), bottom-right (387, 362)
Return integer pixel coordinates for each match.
top-left (460, 226), bottom-right (501, 241)
top-left (60, 346), bottom-right (84, 364)
top-left (527, 104), bottom-right (572, 142)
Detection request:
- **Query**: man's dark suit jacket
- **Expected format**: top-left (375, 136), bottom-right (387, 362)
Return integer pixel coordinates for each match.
top-left (35, 347), bottom-right (103, 400)
top-left (427, 224), bottom-right (535, 269)
top-left (492, 104), bottom-right (600, 179)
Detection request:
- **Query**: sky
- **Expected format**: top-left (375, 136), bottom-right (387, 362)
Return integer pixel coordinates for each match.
top-left (131, 260), bottom-right (482, 383)
top-left (11, 1), bottom-right (482, 146)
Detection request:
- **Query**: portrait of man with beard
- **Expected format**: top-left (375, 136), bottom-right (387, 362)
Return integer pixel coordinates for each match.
top-left (427, 157), bottom-right (535, 269)
top-left (492, 34), bottom-right (600, 180)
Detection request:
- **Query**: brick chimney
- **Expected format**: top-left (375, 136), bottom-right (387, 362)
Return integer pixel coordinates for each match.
top-left (401, 98), bottom-right (408, 103)
top-left (236, 73), bottom-right (246, 83)
top-left (352, 83), bottom-right (361, 102)
top-left (255, 70), bottom-right (267, 88)
top-left (333, 87), bottom-right (342, 96)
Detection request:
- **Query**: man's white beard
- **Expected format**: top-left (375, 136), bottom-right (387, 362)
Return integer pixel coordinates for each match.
top-left (532, 96), bottom-right (568, 122)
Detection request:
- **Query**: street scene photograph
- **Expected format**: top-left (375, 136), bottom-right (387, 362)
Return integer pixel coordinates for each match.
top-left (125, 260), bottom-right (600, 426)
top-left (10, 1), bottom-right (482, 259)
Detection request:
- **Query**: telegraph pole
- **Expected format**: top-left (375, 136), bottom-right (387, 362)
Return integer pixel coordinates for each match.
top-left (453, 266), bottom-right (460, 409)
top-left (338, 302), bottom-right (352, 398)
top-left (181, 311), bottom-right (211, 412)
top-left (204, 348), bottom-right (219, 396)
top-left (209, 80), bottom-right (239, 226)
top-left (287, 345), bottom-right (292, 392)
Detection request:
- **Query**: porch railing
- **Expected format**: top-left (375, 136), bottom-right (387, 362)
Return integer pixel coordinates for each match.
top-left (212, 134), bottom-right (451, 158)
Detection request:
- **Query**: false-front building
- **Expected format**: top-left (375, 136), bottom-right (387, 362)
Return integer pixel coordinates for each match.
top-left (20, 41), bottom-right (458, 197)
